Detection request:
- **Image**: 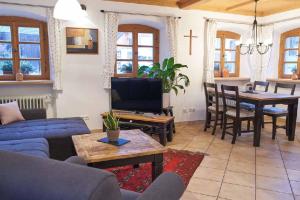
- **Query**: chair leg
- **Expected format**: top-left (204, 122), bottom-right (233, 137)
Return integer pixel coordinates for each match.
top-left (221, 116), bottom-right (227, 140)
top-left (212, 113), bottom-right (218, 135)
top-left (220, 113), bottom-right (223, 128)
top-left (285, 116), bottom-right (289, 136)
top-left (272, 116), bottom-right (277, 140)
top-left (232, 119), bottom-right (239, 144)
top-left (204, 111), bottom-right (210, 131)
top-left (247, 120), bottom-right (250, 131)
top-left (262, 116), bottom-right (265, 128)
top-left (238, 121), bottom-right (242, 136)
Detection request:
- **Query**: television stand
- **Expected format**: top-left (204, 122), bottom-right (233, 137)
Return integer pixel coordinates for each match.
top-left (101, 112), bottom-right (175, 146)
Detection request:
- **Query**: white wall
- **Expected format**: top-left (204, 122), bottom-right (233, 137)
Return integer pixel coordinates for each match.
top-left (2, 0), bottom-right (300, 129)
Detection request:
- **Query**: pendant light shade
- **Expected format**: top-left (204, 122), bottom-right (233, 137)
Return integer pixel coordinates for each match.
top-left (54, 0), bottom-right (85, 20)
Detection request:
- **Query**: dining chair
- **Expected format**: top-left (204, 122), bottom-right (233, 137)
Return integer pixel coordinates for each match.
top-left (263, 83), bottom-right (296, 139)
top-left (240, 81), bottom-right (270, 111)
top-left (203, 82), bottom-right (223, 135)
top-left (221, 85), bottom-right (255, 144)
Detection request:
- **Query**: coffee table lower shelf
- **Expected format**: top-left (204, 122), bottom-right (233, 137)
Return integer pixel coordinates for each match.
top-left (89, 153), bottom-right (163, 181)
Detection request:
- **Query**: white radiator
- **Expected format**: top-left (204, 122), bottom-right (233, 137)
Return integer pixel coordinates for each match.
top-left (0, 95), bottom-right (51, 110)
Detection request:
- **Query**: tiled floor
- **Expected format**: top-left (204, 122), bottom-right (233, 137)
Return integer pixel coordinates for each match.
top-left (166, 121), bottom-right (300, 200)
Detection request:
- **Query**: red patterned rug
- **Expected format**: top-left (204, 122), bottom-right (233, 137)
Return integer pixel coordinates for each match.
top-left (107, 149), bottom-right (204, 193)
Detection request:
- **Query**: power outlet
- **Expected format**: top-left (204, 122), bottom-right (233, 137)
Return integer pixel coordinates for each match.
top-left (189, 108), bottom-right (196, 112)
top-left (183, 108), bottom-right (188, 113)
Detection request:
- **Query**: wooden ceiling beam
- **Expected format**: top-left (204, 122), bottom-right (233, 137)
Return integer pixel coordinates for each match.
top-left (226, 0), bottom-right (254, 11)
top-left (177, 0), bottom-right (207, 9)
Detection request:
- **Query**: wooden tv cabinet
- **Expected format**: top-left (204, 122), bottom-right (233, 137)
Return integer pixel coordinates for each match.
top-left (101, 112), bottom-right (175, 146)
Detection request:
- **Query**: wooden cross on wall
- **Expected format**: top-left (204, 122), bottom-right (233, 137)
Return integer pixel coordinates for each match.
top-left (184, 30), bottom-right (198, 55)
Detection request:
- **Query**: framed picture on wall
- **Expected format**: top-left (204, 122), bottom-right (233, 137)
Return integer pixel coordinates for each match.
top-left (66, 27), bottom-right (98, 54)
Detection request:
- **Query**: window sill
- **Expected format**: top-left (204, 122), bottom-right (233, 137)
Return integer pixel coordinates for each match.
top-left (0, 80), bottom-right (53, 86)
top-left (266, 78), bottom-right (300, 84)
top-left (214, 77), bottom-right (250, 82)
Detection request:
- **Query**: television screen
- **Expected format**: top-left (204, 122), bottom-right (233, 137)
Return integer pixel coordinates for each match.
top-left (111, 78), bottom-right (163, 114)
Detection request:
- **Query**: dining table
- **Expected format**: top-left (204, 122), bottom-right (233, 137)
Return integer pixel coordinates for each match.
top-left (234, 91), bottom-right (300, 147)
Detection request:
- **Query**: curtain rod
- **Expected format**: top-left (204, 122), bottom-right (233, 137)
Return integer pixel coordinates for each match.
top-left (204, 17), bottom-right (253, 26)
top-left (100, 10), bottom-right (181, 19)
top-left (0, 1), bottom-right (53, 8)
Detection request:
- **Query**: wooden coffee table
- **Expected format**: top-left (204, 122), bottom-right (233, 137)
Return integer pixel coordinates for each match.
top-left (72, 129), bottom-right (166, 181)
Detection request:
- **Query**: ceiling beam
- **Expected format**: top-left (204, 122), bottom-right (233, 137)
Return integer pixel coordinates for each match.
top-left (177, 0), bottom-right (208, 9)
top-left (226, 0), bottom-right (254, 11)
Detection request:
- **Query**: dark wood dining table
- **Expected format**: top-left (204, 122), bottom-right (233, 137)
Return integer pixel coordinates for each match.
top-left (236, 91), bottom-right (300, 147)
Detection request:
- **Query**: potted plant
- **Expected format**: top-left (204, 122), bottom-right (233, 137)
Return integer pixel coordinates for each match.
top-left (291, 67), bottom-right (298, 80)
top-left (20, 62), bottom-right (34, 75)
top-left (2, 61), bottom-right (12, 75)
top-left (138, 57), bottom-right (190, 108)
top-left (103, 112), bottom-right (120, 142)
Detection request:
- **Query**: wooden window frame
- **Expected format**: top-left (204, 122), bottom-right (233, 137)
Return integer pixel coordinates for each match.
top-left (0, 16), bottom-right (49, 81)
top-left (214, 31), bottom-right (240, 77)
top-left (115, 24), bottom-right (159, 77)
top-left (279, 28), bottom-right (300, 79)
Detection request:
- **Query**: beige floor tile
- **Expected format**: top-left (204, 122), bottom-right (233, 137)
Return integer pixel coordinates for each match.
top-left (200, 157), bottom-right (228, 170)
top-left (256, 157), bottom-right (284, 168)
top-left (287, 169), bottom-right (300, 181)
top-left (256, 176), bottom-right (292, 194)
top-left (291, 181), bottom-right (300, 196)
top-left (285, 160), bottom-right (300, 171)
top-left (219, 183), bottom-right (255, 200)
top-left (180, 192), bottom-right (217, 200)
top-left (223, 171), bottom-right (255, 187)
top-left (206, 148), bottom-right (231, 160)
top-left (296, 195), bottom-right (300, 200)
top-left (193, 167), bottom-right (225, 182)
top-left (280, 144), bottom-right (300, 154)
top-left (282, 151), bottom-right (300, 161)
top-left (256, 149), bottom-right (282, 159)
top-left (186, 178), bottom-right (221, 196)
top-left (227, 160), bottom-right (255, 174)
top-left (256, 165), bottom-right (288, 179)
top-left (256, 189), bottom-right (294, 200)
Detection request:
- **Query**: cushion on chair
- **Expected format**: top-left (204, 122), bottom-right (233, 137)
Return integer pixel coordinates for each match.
top-left (263, 107), bottom-right (288, 115)
top-left (208, 105), bottom-right (223, 112)
top-left (0, 138), bottom-right (49, 158)
top-left (226, 109), bottom-right (254, 118)
top-left (240, 102), bottom-right (255, 111)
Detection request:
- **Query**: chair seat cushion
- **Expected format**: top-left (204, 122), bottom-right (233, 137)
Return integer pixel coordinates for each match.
top-left (240, 102), bottom-right (255, 111)
top-left (226, 109), bottom-right (254, 118)
top-left (263, 107), bottom-right (288, 115)
top-left (0, 118), bottom-right (90, 141)
top-left (0, 138), bottom-right (49, 158)
top-left (208, 105), bottom-right (223, 112)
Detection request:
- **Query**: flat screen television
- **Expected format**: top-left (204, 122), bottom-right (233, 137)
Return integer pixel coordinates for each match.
top-left (111, 78), bottom-right (163, 114)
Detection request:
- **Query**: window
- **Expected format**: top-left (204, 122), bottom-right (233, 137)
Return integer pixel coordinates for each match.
top-left (0, 16), bottom-right (49, 80)
top-left (214, 31), bottom-right (240, 77)
top-left (279, 28), bottom-right (300, 78)
top-left (116, 24), bottom-right (159, 77)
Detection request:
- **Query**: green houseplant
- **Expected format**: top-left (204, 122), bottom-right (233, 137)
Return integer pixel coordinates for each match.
top-left (103, 112), bottom-right (120, 142)
top-left (138, 57), bottom-right (190, 107)
top-left (2, 61), bottom-right (13, 75)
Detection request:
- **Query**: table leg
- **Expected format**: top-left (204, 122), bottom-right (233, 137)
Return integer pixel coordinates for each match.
top-left (254, 103), bottom-right (263, 147)
top-left (167, 120), bottom-right (174, 142)
top-left (288, 101), bottom-right (298, 141)
top-left (152, 154), bottom-right (163, 181)
top-left (159, 124), bottom-right (167, 146)
top-left (169, 109), bottom-right (176, 134)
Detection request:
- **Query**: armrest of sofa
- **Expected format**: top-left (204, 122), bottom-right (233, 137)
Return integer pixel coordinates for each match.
top-left (21, 109), bottom-right (47, 120)
top-left (65, 156), bottom-right (87, 166)
top-left (137, 172), bottom-right (185, 200)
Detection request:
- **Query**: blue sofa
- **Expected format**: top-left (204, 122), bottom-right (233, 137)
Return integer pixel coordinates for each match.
top-left (0, 151), bottom-right (185, 200)
top-left (0, 109), bottom-right (90, 160)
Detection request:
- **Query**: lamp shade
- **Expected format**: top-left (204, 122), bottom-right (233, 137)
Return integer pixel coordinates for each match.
top-left (54, 0), bottom-right (84, 20)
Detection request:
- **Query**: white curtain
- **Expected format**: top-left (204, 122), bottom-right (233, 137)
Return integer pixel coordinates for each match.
top-left (166, 17), bottom-right (178, 61)
top-left (203, 19), bottom-right (217, 83)
top-left (103, 12), bottom-right (119, 89)
top-left (46, 8), bottom-right (63, 90)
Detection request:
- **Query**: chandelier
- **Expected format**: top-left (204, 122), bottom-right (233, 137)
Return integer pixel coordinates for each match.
top-left (54, 0), bottom-right (87, 21)
top-left (239, 0), bottom-right (272, 55)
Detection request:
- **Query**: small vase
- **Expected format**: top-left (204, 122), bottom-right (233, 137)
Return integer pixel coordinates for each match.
top-left (291, 73), bottom-right (298, 80)
top-left (107, 129), bottom-right (120, 142)
top-left (16, 73), bottom-right (24, 81)
top-left (163, 93), bottom-right (170, 108)
top-left (222, 68), bottom-right (229, 78)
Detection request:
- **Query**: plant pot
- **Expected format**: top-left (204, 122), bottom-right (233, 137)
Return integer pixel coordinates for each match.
top-left (163, 93), bottom-right (170, 108)
top-left (107, 129), bottom-right (120, 142)
top-left (291, 73), bottom-right (298, 80)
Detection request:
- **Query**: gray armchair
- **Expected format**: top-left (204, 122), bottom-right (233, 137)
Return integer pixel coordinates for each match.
top-left (0, 151), bottom-right (185, 200)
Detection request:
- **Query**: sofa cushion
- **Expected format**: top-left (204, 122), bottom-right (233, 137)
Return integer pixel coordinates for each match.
top-left (0, 117), bottom-right (90, 141)
top-left (0, 101), bottom-right (25, 125)
top-left (0, 138), bottom-right (49, 158)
